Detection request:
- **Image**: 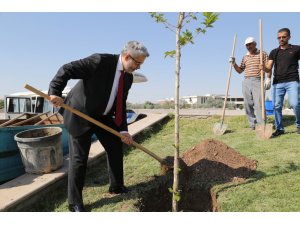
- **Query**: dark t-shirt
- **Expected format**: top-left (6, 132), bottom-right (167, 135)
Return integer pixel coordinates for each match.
top-left (269, 44), bottom-right (300, 84)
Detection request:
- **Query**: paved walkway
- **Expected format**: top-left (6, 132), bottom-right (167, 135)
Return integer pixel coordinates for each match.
top-left (133, 108), bottom-right (294, 116)
top-left (0, 113), bottom-right (168, 211)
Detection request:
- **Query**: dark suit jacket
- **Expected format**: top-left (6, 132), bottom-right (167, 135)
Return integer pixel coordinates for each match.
top-left (48, 53), bottom-right (133, 137)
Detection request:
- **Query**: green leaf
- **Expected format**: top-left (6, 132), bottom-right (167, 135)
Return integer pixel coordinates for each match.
top-left (173, 190), bottom-right (182, 202)
top-left (174, 194), bottom-right (181, 202)
top-left (188, 12), bottom-right (198, 21)
top-left (168, 187), bottom-right (174, 193)
top-left (164, 50), bottom-right (176, 58)
top-left (179, 29), bottom-right (194, 46)
top-left (150, 12), bottom-right (167, 23)
top-left (196, 27), bottom-right (203, 34)
top-left (202, 12), bottom-right (220, 27)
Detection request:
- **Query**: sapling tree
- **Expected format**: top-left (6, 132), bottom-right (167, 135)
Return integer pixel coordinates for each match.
top-left (150, 12), bottom-right (219, 212)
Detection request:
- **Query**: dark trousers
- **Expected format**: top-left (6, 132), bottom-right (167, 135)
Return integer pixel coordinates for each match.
top-left (67, 116), bottom-right (124, 205)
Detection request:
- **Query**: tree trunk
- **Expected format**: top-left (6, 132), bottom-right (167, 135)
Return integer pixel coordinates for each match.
top-left (172, 12), bottom-right (184, 212)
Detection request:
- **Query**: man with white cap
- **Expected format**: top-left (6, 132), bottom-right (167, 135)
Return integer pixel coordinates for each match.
top-left (230, 37), bottom-right (272, 130)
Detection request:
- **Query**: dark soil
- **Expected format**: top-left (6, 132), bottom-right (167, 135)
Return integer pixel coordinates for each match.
top-left (138, 138), bottom-right (257, 212)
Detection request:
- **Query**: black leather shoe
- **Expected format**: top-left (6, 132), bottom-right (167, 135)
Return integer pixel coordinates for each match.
top-left (271, 130), bottom-right (284, 138)
top-left (109, 186), bottom-right (129, 194)
top-left (68, 204), bottom-right (87, 212)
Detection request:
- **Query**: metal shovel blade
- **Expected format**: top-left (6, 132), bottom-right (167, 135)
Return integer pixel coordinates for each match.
top-left (256, 124), bottom-right (273, 139)
top-left (213, 122), bottom-right (228, 135)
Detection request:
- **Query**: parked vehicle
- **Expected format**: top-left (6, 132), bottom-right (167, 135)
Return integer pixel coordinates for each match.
top-left (132, 72), bottom-right (148, 83)
top-left (126, 109), bottom-right (147, 124)
top-left (3, 87), bottom-right (71, 120)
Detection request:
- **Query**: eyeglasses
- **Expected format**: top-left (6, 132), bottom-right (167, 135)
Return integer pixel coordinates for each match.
top-left (277, 36), bottom-right (288, 40)
top-left (129, 55), bottom-right (143, 66)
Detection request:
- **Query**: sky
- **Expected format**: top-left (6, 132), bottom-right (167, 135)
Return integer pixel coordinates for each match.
top-left (1, 12), bottom-right (300, 103)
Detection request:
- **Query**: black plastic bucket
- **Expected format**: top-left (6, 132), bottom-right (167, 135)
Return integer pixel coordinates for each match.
top-left (14, 127), bottom-right (63, 174)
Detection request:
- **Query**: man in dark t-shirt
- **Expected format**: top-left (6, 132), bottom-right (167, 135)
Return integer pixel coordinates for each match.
top-left (261, 28), bottom-right (300, 137)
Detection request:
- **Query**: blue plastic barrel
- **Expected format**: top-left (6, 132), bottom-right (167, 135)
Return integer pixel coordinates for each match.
top-left (265, 100), bottom-right (274, 115)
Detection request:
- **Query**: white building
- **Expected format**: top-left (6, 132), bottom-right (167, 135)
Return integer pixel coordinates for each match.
top-left (181, 94), bottom-right (244, 108)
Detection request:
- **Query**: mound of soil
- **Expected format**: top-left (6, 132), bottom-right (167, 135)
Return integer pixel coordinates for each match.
top-left (182, 138), bottom-right (257, 183)
top-left (139, 138), bottom-right (257, 212)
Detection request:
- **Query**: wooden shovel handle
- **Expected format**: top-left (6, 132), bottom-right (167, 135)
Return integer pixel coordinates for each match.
top-left (220, 34), bottom-right (237, 124)
top-left (259, 18), bottom-right (266, 123)
top-left (24, 84), bottom-right (165, 164)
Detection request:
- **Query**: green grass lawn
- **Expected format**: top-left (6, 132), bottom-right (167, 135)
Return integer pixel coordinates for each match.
top-left (27, 114), bottom-right (300, 212)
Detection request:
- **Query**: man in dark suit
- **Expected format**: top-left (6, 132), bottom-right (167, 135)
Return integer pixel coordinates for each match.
top-left (48, 41), bottom-right (149, 212)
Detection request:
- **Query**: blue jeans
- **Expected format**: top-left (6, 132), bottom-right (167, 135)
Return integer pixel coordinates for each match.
top-left (272, 81), bottom-right (300, 131)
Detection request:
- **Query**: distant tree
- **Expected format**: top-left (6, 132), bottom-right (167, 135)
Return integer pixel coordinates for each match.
top-left (150, 12), bottom-right (219, 212)
top-left (200, 96), bottom-right (223, 108)
top-left (126, 102), bottom-right (134, 109)
top-left (160, 101), bottom-right (175, 109)
top-left (143, 101), bottom-right (155, 109)
top-left (226, 102), bottom-right (236, 110)
top-left (179, 101), bottom-right (190, 109)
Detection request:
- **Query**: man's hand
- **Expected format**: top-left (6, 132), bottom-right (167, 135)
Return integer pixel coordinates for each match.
top-left (259, 64), bottom-right (264, 71)
top-left (229, 57), bottom-right (235, 65)
top-left (264, 78), bottom-right (271, 90)
top-left (49, 95), bottom-right (63, 108)
top-left (120, 132), bottom-right (133, 146)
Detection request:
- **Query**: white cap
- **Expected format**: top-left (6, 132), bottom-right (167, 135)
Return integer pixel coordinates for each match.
top-left (244, 37), bottom-right (256, 45)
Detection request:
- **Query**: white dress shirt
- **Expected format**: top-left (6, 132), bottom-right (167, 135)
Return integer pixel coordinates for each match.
top-left (103, 56), bottom-right (123, 115)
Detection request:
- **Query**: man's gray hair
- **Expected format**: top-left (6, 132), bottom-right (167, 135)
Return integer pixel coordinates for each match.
top-left (121, 41), bottom-right (150, 58)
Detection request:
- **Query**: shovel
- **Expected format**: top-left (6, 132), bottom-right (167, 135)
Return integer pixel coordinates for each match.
top-left (256, 18), bottom-right (273, 139)
top-left (213, 34), bottom-right (237, 135)
top-left (24, 84), bottom-right (173, 170)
